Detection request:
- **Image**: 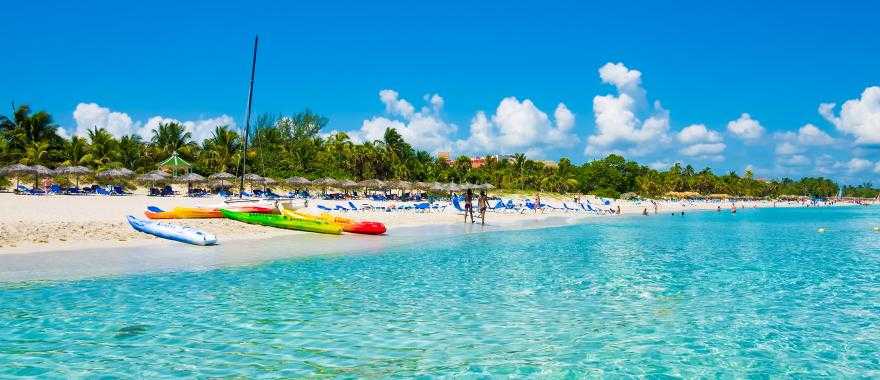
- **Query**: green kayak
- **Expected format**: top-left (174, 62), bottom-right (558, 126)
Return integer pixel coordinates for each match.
top-left (220, 209), bottom-right (343, 235)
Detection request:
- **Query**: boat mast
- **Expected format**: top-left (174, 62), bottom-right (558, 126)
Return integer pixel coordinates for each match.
top-left (239, 35), bottom-right (259, 197)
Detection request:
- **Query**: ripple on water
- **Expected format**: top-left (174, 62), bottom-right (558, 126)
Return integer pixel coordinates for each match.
top-left (1, 207), bottom-right (879, 377)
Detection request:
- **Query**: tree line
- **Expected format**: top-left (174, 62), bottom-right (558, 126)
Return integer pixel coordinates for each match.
top-left (0, 104), bottom-right (862, 198)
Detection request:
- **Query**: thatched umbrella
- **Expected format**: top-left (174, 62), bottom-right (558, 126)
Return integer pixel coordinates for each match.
top-left (1, 163), bottom-right (32, 188)
top-left (136, 172), bottom-right (168, 187)
top-left (285, 176), bottom-right (311, 186)
top-left (312, 177), bottom-right (338, 187)
top-left (175, 172), bottom-right (206, 195)
top-left (96, 168), bottom-right (134, 180)
top-left (413, 181), bottom-right (430, 190)
top-left (338, 179), bottom-right (357, 188)
top-left (243, 173), bottom-right (263, 182)
top-left (209, 172), bottom-right (235, 188)
top-left (54, 165), bottom-right (93, 188)
top-left (28, 165), bottom-right (53, 190)
top-left (445, 183), bottom-right (461, 193)
top-left (357, 179), bottom-right (385, 189)
top-left (480, 183), bottom-right (495, 190)
top-left (460, 182), bottom-right (476, 190)
top-left (429, 182), bottom-right (446, 192)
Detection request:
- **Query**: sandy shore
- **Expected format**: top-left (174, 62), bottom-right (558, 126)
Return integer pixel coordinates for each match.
top-left (0, 193), bottom-right (843, 255)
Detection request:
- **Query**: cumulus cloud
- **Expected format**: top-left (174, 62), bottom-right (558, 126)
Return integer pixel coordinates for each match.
top-left (675, 124), bottom-right (725, 158)
top-left (350, 90), bottom-right (457, 153)
top-left (73, 102), bottom-right (137, 138)
top-left (586, 63), bottom-right (671, 157)
top-left (773, 123), bottom-right (835, 156)
top-left (845, 158), bottom-right (873, 173)
top-left (379, 89), bottom-right (415, 118)
top-left (776, 154), bottom-right (811, 167)
top-left (454, 98), bottom-right (578, 156)
top-left (726, 113), bottom-right (764, 141)
top-left (818, 86), bottom-right (880, 145)
top-left (55, 127), bottom-right (70, 139)
top-left (72, 102), bottom-right (234, 143)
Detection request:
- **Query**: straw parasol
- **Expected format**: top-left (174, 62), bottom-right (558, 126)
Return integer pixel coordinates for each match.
top-left (243, 173), bottom-right (263, 182)
top-left (52, 165), bottom-right (92, 188)
top-left (338, 179), bottom-right (358, 188)
top-left (27, 165), bottom-right (53, 190)
top-left (136, 172), bottom-right (168, 185)
top-left (413, 181), bottom-right (430, 190)
top-left (175, 172), bottom-right (206, 183)
top-left (460, 182), bottom-right (476, 190)
top-left (262, 177), bottom-right (277, 186)
top-left (96, 168), bottom-right (134, 180)
top-left (311, 177), bottom-right (339, 187)
top-left (208, 172), bottom-right (235, 187)
top-left (1, 163), bottom-right (31, 188)
top-left (357, 179), bottom-right (385, 189)
top-left (429, 182), bottom-right (445, 192)
top-left (480, 183), bottom-right (495, 190)
top-left (284, 176), bottom-right (311, 186)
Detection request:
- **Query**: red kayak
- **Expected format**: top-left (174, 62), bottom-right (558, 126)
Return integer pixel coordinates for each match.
top-left (342, 221), bottom-right (387, 235)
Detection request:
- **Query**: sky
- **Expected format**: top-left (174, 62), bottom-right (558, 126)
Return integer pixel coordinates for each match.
top-left (2, 1), bottom-right (879, 184)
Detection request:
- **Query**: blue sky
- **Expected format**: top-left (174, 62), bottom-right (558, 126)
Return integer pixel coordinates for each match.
top-left (3, 1), bottom-right (879, 183)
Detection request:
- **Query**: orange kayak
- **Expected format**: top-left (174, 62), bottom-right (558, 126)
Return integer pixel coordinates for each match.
top-left (145, 205), bottom-right (275, 219)
top-left (279, 205), bottom-right (386, 235)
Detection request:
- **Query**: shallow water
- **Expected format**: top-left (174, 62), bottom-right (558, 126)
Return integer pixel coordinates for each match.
top-left (1, 207), bottom-right (879, 377)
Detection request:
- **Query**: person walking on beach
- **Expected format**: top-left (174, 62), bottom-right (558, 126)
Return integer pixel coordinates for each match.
top-left (643, 207), bottom-right (648, 216)
top-left (464, 189), bottom-right (475, 223)
top-left (535, 192), bottom-right (543, 214)
top-left (478, 190), bottom-right (488, 225)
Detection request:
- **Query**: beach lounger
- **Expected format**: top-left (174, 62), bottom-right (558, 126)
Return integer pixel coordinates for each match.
top-left (95, 187), bottom-right (112, 196)
top-left (317, 204), bottom-right (333, 211)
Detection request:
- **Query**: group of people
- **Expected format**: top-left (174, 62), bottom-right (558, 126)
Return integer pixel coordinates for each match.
top-left (462, 189), bottom-right (489, 225)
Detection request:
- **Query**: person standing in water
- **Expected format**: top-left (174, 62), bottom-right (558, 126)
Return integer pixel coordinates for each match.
top-left (478, 190), bottom-right (488, 225)
top-left (464, 189), bottom-right (475, 223)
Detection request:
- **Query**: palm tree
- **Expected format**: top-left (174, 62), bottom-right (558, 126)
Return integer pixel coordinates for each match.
top-left (151, 122), bottom-right (193, 158)
top-left (81, 127), bottom-right (118, 169)
top-left (118, 135), bottom-right (144, 170)
top-left (63, 136), bottom-right (88, 166)
top-left (19, 141), bottom-right (49, 166)
top-left (201, 125), bottom-right (241, 173)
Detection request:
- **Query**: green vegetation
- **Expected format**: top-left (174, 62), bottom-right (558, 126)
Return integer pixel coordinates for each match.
top-left (0, 104), bottom-right (858, 198)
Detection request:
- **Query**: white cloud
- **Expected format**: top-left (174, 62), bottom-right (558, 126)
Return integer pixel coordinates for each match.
top-left (454, 98), bottom-right (578, 155)
top-left (680, 143), bottom-right (726, 157)
top-left (773, 123), bottom-right (835, 156)
top-left (677, 124), bottom-right (723, 144)
top-left (676, 124), bottom-right (725, 158)
top-left (777, 154), bottom-right (810, 167)
top-left (874, 162), bottom-right (880, 174)
top-left (775, 141), bottom-right (801, 155)
top-left (846, 158), bottom-right (873, 173)
top-left (379, 89), bottom-right (415, 118)
top-left (350, 90), bottom-right (456, 153)
top-left (648, 160), bottom-right (672, 170)
top-left (586, 63), bottom-right (671, 157)
top-left (55, 127), bottom-right (69, 139)
top-left (796, 123), bottom-right (834, 146)
top-left (72, 102), bottom-right (234, 143)
top-left (819, 86), bottom-right (880, 145)
top-left (73, 102), bottom-right (136, 138)
top-left (726, 113), bottom-right (764, 140)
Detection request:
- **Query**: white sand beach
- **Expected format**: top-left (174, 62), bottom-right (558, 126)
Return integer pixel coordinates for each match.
top-left (0, 192), bottom-right (844, 255)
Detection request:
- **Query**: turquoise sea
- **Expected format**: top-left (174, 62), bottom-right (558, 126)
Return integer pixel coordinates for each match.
top-left (2, 207), bottom-right (879, 377)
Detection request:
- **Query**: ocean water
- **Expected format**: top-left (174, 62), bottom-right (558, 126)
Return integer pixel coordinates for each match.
top-left (2, 207), bottom-right (879, 378)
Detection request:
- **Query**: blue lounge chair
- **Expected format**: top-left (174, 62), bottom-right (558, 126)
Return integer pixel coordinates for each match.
top-left (334, 204), bottom-right (350, 211)
top-left (49, 184), bottom-right (63, 194)
top-left (347, 201), bottom-right (361, 211)
top-left (317, 204), bottom-right (333, 211)
top-left (96, 187), bottom-right (112, 196)
top-left (452, 197), bottom-right (467, 213)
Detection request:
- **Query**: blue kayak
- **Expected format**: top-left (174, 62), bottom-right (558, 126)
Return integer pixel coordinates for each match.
top-left (126, 215), bottom-right (218, 246)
